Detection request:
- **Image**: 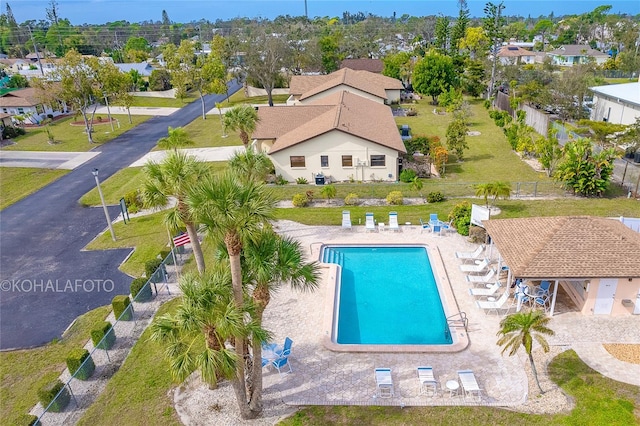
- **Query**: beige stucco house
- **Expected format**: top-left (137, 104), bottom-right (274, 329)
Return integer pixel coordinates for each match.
top-left (253, 91), bottom-right (406, 183)
top-left (288, 68), bottom-right (403, 106)
top-left (497, 45), bottom-right (536, 65)
top-left (0, 87), bottom-right (68, 124)
top-left (483, 216), bottom-right (640, 317)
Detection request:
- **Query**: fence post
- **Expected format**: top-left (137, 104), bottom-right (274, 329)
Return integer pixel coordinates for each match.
top-left (533, 182), bottom-right (538, 198)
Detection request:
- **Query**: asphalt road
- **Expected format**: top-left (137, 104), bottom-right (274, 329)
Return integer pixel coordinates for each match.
top-left (0, 82), bottom-right (241, 350)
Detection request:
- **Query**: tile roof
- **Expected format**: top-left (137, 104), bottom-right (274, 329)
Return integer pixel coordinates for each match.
top-left (340, 58), bottom-right (384, 73)
top-left (483, 216), bottom-right (640, 279)
top-left (498, 45), bottom-right (535, 57)
top-left (0, 87), bottom-right (41, 107)
top-left (289, 68), bottom-right (403, 101)
top-left (548, 45), bottom-right (609, 58)
top-left (253, 90), bottom-right (406, 154)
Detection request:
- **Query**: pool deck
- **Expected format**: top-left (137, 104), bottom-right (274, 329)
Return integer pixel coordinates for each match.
top-left (258, 220), bottom-right (640, 408)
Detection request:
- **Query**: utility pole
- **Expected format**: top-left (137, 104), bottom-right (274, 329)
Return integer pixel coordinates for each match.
top-left (27, 26), bottom-right (45, 77)
top-left (304, 0), bottom-right (308, 19)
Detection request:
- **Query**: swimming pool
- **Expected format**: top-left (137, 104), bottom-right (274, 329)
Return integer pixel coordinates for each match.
top-left (321, 245), bottom-right (460, 351)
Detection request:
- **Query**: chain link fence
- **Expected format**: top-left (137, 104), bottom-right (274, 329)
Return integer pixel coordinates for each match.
top-left (31, 248), bottom-right (187, 425)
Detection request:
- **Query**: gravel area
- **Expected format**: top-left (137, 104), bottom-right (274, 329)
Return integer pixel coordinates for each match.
top-left (603, 344), bottom-right (640, 365)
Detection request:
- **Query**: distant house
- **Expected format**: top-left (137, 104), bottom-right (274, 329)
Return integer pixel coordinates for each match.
top-left (340, 58), bottom-right (384, 73)
top-left (0, 87), bottom-right (68, 124)
top-left (114, 61), bottom-right (154, 77)
top-left (497, 45), bottom-right (536, 65)
top-left (253, 90), bottom-right (406, 183)
top-left (484, 216), bottom-right (640, 316)
top-left (288, 68), bottom-right (403, 105)
top-left (0, 58), bottom-right (31, 73)
top-left (589, 82), bottom-right (640, 125)
top-left (547, 45), bottom-right (609, 66)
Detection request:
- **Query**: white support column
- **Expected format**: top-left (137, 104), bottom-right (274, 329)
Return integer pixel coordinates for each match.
top-left (549, 279), bottom-right (560, 316)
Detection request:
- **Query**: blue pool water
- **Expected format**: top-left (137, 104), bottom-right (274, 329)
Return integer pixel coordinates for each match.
top-left (323, 246), bottom-right (452, 345)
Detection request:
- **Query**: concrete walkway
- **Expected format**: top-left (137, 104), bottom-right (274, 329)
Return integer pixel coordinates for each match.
top-left (0, 151), bottom-right (100, 169)
top-left (91, 105), bottom-right (179, 116)
top-left (128, 146), bottom-right (245, 167)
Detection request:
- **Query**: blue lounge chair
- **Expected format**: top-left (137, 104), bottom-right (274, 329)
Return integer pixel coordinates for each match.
top-left (419, 218), bottom-right (430, 233)
top-left (272, 354), bottom-right (292, 375)
top-left (276, 337), bottom-right (293, 357)
top-left (429, 213), bottom-right (439, 225)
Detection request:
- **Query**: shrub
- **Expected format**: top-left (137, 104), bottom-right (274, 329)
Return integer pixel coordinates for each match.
top-left (159, 249), bottom-right (171, 262)
top-left (2, 125), bottom-right (26, 139)
top-left (16, 414), bottom-right (39, 425)
top-left (468, 225), bottom-right (487, 244)
top-left (399, 168), bottom-right (417, 183)
top-left (275, 174), bottom-right (288, 185)
top-left (112, 295), bottom-right (133, 321)
top-left (66, 348), bottom-right (95, 380)
top-left (130, 277), bottom-right (152, 302)
top-left (449, 201), bottom-right (472, 236)
top-left (292, 193), bottom-right (309, 207)
top-left (91, 321), bottom-right (116, 350)
top-left (426, 191), bottom-right (445, 203)
top-left (344, 193), bottom-right (360, 205)
top-left (295, 177), bottom-right (308, 184)
top-left (386, 191), bottom-right (404, 205)
top-left (405, 108), bottom-right (418, 116)
top-left (149, 69), bottom-right (172, 91)
top-left (123, 190), bottom-right (143, 214)
top-left (38, 379), bottom-right (70, 412)
top-left (305, 190), bottom-right (314, 202)
top-left (145, 258), bottom-right (163, 281)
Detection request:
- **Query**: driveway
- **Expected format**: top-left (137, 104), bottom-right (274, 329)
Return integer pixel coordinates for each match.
top-left (0, 81), bottom-right (241, 350)
top-left (0, 151), bottom-right (100, 169)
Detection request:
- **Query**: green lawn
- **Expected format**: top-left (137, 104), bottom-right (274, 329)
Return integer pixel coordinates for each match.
top-left (127, 93), bottom-right (198, 108)
top-left (225, 90), bottom-right (290, 106)
top-left (0, 167), bottom-right (69, 210)
top-left (151, 113), bottom-right (243, 151)
top-left (280, 350), bottom-right (639, 426)
top-left (4, 115), bottom-right (152, 152)
top-left (0, 305), bottom-right (112, 426)
top-left (76, 299), bottom-right (183, 426)
top-left (85, 212), bottom-right (169, 277)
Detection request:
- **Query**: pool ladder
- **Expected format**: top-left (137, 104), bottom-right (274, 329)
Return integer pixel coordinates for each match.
top-left (446, 312), bottom-right (468, 332)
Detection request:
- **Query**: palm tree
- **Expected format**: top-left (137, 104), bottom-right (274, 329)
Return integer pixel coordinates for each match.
top-left (228, 149), bottom-right (273, 184)
top-left (474, 182), bottom-right (493, 207)
top-left (497, 310), bottom-right (555, 394)
top-left (141, 151), bottom-right (208, 274)
top-left (187, 171), bottom-right (276, 418)
top-left (242, 229), bottom-right (321, 411)
top-left (222, 105), bottom-right (259, 148)
top-left (157, 126), bottom-right (194, 151)
top-left (149, 267), bottom-right (268, 414)
top-left (320, 184), bottom-right (337, 204)
top-left (489, 181), bottom-right (511, 206)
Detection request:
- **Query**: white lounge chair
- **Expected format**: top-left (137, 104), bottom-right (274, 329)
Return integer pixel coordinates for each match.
top-left (457, 370), bottom-right (482, 400)
top-left (455, 245), bottom-right (485, 262)
top-left (468, 281), bottom-right (501, 297)
top-left (476, 289), bottom-right (510, 315)
top-left (417, 366), bottom-right (438, 397)
top-left (365, 213), bottom-right (376, 232)
top-left (375, 368), bottom-right (394, 398)
top-left (342, 210), bottom-right (352, 230)
top-left (460, 258), bottom-right (489, 273)
top-left (465, 269), bottom-right (496, 284)
top-left (388, 212), bottom-right (400, 232)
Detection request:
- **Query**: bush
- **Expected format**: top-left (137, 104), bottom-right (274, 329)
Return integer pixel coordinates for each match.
top-left (37, 379), bottom-right (70, 413)
top-left (130, 277), bottom-right (152, 302)
top-left (344, 193), bottom-right (360, 206)
top-left (112, 295), bottom-right (133, 321)
top-left (275, 174), bottom-right (288, 185)
top-left (91, 321), bottom-right (116, 350)
top-left (2, 125), bottom-right (26, 139)
top-left (295, 177), bottom-right (308, 184)
top-left (426, 191), bottom-right (445, 203)
top-left (149, 69), bottom-right (172, 91)
top-left (292, 193), bottom-right (309, 207)
top-left (123, 190), bottom-right (143, 214)
top-left (399, 169), bottom-right (417, 183)
top-left (468, 225), bottom-right (487, 244)
top-left (145, 258), bottom-right (163, 280)
top-left (16, 414), bottom-right (39, 425)
top-left (159, 249), bottom-right (171, 263)
top-left (449, 201), bottom-right (472, 236)
top-left (386, 191), bottom-right (404, 205)
top-left (405, 108), bottom-right (418, 116)
top-left (66, 348), bottom-right (95, 380)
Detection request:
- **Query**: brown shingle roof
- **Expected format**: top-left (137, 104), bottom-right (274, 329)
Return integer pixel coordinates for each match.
top-left (0, 88), bottom-right (41, 107)
top-left (340, 58), bottom-right (384, 73)
top-left (289, 68), bottom-right (403, 100)
top-left (498, 45), bottom-right (535, 57)
top-left (548, 45), bottom-right (609, 58)
top-left (483, 216), bottom-right (640, 279)
top-left (253, 91), bottom-right (406, 155)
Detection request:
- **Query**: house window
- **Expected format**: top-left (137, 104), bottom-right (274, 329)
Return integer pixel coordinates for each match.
top-left (290, 156), bottom-right (306, 168)
top-left (370, 155), bottom-right (385, 167)
top-left (342, 155), bottom-right (353, 167)
top-left (17, 108), bottom-right (24, 114)
top-left (320, 155), bottom-right (329, 167)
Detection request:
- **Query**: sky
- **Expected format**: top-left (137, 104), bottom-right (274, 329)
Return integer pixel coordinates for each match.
top-left (6, 0), bottom-right (640, 25)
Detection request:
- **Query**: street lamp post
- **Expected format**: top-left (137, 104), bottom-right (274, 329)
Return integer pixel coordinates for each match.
top-left (92, 168), bottom-right (116, 241)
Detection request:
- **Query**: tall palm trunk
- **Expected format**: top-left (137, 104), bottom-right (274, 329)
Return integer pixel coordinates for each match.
top-left (185, 222), bottom-right (205, 274)
top-left (528, 353), bottom-right (544, 394)
top-left (248, 285), bottom-right (270, 412)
